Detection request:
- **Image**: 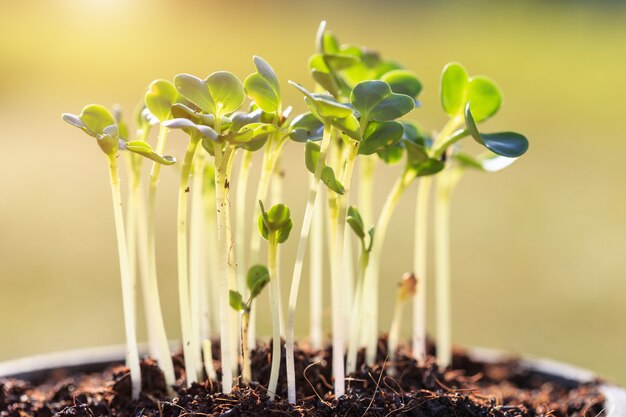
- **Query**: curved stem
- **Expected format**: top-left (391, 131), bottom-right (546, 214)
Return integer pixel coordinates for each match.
top-left (267, 233), bottom-right (281, 400)
top-left (363, 169), bottom-right (414, 365)
top-left (346, 250), bottom-right (368, 375)
top-left (241, 310), bottom-right (252, 384)
top-left (412, 177), bottom-right (432, 362)
top-left (107, 154), bottom-right (142, 399)
top-left (388, 299), bottom-right (405, 375)
top-left (177, 137), bottom-right (201, 385)
top-left (286, 124), bottom-right (333, 404)
top-left (146, 125), bottom-right (176, 390)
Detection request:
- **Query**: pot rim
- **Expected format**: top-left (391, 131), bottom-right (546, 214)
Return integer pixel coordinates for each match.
top-left (1, 345), bottom-right (624, 416)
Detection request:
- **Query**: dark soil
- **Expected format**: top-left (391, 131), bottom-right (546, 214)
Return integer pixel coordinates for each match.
top-left (0, 339), bottom-right (606, 417)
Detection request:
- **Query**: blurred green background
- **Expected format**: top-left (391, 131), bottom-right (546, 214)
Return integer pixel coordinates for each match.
top-left (1, 0), bottom-right (626, 385)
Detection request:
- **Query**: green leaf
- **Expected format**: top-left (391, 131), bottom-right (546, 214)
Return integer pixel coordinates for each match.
top-left (440, 63), bottom-right (502, 122)
top-left (289, 113), bottom-right (324, 142)
top-left (62, 104), bottom-right (119, 155)
top-left (441, 62), bottom-right (469, 117)
top-left (464, 103), bottom-right (529, 158)
top-left (358, 120), bottom-right (403, 155)
top-left (330, 114), bottom-right (361, 141)
top-left (304, 141), bottom-right (320, 174)
top-left (405, 141), bottom-right (445, 177)
top-left (346, 206), bottom-right (365, 239)
top-left (401, 121), bottom-right (428, 147)
top-left (311, 69), bottom-right (339, 97)
top-left (247, 265), bottom-right (270, 299)
top-left (145, 80), bottom-right (181, 122)
top-left (238, 136), bottom-right (269, 152)
top-left (175, 71), bottom-right (245, 115)
top-left (124, 140), bottom-right (176, 165)
top-left (454, 151), bottom-right (518, 173)
top-left (232, 123), bottom-right (277, 144)
top-left (289, 82), bottom-right (353, 120)
top-left (350, 80), bottom-right (414, 122)
top-left (466, 76), bottom-right (501, 122)
top-left (309, 53), bottom-right (359, 72)
top-left (380, 70), bottom-right (422, 99)
top-left (377, 143), bottom-right (403, 165)
top-left (321, 166), bottom-right (345, 195)
top-left (229, 290), bottom-right (246, 312)
top-left (258, 202), bottom-right (293, 244)
top-left (244, 56), bottom-right (280, 113)
top-left (163, 118), bottom-right (218, 141)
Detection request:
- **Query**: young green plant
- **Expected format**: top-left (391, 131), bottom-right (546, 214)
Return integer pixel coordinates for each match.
top-left (345, 206), bottom-right (374, 375)
top-left (62, 105), bottom-right (175, 398)
top-left (229, 264), bottom-right (270, 384)
top-left (258, 202), bottom-right (293, 400)
top-left (388, 272), bottom-right (417, 375)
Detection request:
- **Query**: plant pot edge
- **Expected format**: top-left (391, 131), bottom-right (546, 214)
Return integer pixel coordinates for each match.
top-left (1, 345), bottom-right (624, 416)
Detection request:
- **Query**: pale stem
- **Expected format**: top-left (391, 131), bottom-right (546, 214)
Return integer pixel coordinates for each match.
top-left (202, 340), bottom-right (217, 381)
top-left (215, 145), bottom-right (236, 394)
top-left (358, 155), bottom-right (376, 227)
top-left (241, 310), bottom-right (252, 384)
top-left (364, 169), bottom-right (414, 365)
top-left (146, 125), bottom-right (176, 390)
top-left (329, 142), bottom-right (359, 398)
top-left (267, 233), bottom-right (282, 400)
top-left (189, 152), bottom-right (207, 380)
top-left (271, 158), bottom-right (286, 336)
top-left (235, 151), bottom-right (253, 298)
top-left (342, 228), bottom-right (355, 341)
top-left (285, 125), bottom-right (333, 404)
top-left (388, 299), bottom-right (405, 376)
top-left (202, 163), bottom-right (219, 339)
top-left (177, 137), bottom-right (201, 385)
top-left (434, 168), bottom-right (463, 368)
top-left (309, 185), bottom-right (324, 350)
top-left (412, 177), bottom-right (432, 361)
top-left (346, 249), bottom-right (368, 375)
top-left (107, 154), bottom-right (142, 399)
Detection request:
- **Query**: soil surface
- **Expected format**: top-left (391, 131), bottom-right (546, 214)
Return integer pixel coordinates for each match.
top-left (0, 340), bottom-right (606, 417)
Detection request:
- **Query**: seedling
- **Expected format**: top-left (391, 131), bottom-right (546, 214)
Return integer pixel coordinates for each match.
top-left (62, 104), bottom-right (175, 398)
top-left (388, 272), bottom-right (417, 375)
top-left (230, 265), bottom-right (270, 383)
top-left (258, 202), bottom-right (293, 400)
top-left (345, 206), bottom-right (375, 375)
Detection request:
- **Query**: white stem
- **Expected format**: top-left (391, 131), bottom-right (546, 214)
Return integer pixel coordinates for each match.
top-left (364, 170), bottom-right (414, 365)
top-left (190, 153), bottom-right (206, 381)
top-left (286, 126), bottom-right (333, 404)
top-left (267, 234), bottom-right (282, 400)
top-left (271, 159), bottom-right (286, 337)
top-left (235, 151), bottom-right (253, 297)
top-left (412, 177), bottom-right (432, 362)
top-left (346, 251), bottom-right (367, 375)
top-left (358, 155), bottom-right (376, 226)
top-left (434, 168), bottom-right (463, 368)
top-left (202, 163), bottom-right (219, 340)
top-left (107, 155), bottom-right (142, 399)
top-left (215, 147), bottom-right (236, 394)
top-left (388, 300), bottom-right (405, 375)
top-left (309, 186), bottom-right (324, 350)
top-left (146, 125), bottom-right (176, 391)
top-left (177, 138), bottom-right (201, 385)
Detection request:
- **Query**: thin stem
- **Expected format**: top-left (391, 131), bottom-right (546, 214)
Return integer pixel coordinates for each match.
top-left (363, 169), bottom-right (414, 365)
top-left (412, 177), bottom-right (432, 362)
top-left (358, 155), bottom-right (376, 226)
top-left (177, 137), bottom-right (201, 385)
top-left (241, 310), bottom-right (252, 384)
top-left (202, 163), bottom-right (219, 340)
top-left (235, 151), bottom-right (253, 298)
top-left (388, 299), bottom-right (405, 375)
top-left (434, 168), bottom-right (463, 368)
top-left (271, 157), bottom-right (286, 336)
top-left (189, 153), bottom-right (209, 379)
top-left (329, 142), bottom-right (359, 398)
top-left (107, 154), bottom-right (142, 399)
top-left (146, 124), bottom-right (176, 390)
top-left (215, 145), bottom-right (237, 394)
top-left (267, 233), bottom-right (281, 400)
top-left (286, 124), bottom-right (333, 404)
top-left (346, 249), bottom-right (368, 375)
top-left (309, 185), bottom-right (324, 351)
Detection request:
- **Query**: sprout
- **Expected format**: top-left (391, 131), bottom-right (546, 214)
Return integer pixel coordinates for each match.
top-left (258, 202), bottom-right (293, 400)
top-left (62, 104), bottom-right (175, 399)
top-left (388, 272), bottom-right (417, 375)
top-left (229, 265), bottom-right (270, 384)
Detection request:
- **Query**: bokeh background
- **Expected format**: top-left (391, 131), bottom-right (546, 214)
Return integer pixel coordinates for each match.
top-left (1, 0), bottom-right (626, 384)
